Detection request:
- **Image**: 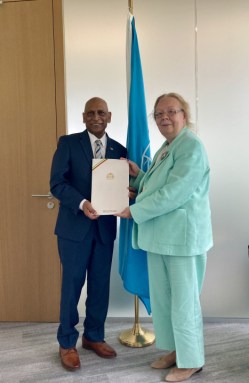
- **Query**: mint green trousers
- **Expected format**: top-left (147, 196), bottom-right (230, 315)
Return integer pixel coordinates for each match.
top-left (147, 252), bottom-right (207, 368)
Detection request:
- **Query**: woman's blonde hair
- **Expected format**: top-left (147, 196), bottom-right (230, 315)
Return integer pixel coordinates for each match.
top-left (154, 92), bottom-right (191, 127)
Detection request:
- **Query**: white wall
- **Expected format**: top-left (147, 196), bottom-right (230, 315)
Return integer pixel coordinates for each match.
top-left (198, 0), bottom-right (249, 318)
top-left (62, 0), bottom-right (249, 318)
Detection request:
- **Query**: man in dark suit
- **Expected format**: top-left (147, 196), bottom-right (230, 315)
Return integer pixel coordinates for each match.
top-left (50, 97), bottom-right (127, 371)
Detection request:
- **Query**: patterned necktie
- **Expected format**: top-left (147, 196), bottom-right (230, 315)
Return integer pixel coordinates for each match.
top-left (94, 139), bottom-right (103, 159)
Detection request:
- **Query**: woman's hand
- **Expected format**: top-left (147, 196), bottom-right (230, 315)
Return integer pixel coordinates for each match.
top-left (120, 157), bottom-right (140, 177)
top-left (128, 186), bottom-right (137, 200)
top-left (114, 206), bottom-right (132, 218)
top-left (128, 160), bottom-right (140, 177)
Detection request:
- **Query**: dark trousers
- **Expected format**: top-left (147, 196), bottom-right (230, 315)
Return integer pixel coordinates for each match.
top-left (57, 222), bottom-right (114, 349)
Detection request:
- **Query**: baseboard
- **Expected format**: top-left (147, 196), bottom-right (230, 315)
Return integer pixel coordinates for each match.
top-left (203, 317), bottom-right (249, 323)
top-left (104, 317), bottom-right (249, 324)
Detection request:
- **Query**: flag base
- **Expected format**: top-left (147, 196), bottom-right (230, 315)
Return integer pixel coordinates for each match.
top-left (119, 323), bottom-right (155, 348)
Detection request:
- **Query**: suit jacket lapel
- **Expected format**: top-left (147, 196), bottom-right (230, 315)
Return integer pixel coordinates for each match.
top-left (138, 143), bottom-right (170, 192)
top-left (79, 130), bottom-right (93, 165)
top-left (147, 142), bottom-right (170, 176)
top-left (139, 128), bottom-right (188, 190)
top-left (105, 134), bottom-right (116, 158)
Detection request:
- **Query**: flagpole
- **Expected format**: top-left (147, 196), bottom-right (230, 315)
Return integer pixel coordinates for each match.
top-left (119, 296), bottom-right (155, 347)
top-left (128, 0), bottom-right (133, 14)
top-left (118, 0), bottom-right (155, 348)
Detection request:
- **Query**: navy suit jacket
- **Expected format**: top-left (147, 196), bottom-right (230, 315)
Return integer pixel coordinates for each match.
top-left (50, 130), bottom-right (127, 243)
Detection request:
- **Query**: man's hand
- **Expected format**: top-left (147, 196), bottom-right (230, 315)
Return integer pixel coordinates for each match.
top-left (82, 200), bottom-right (99, 220)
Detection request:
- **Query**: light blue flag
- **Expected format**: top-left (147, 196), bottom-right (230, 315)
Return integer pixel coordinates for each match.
top-left (119, 13), bottom-right (151, 314)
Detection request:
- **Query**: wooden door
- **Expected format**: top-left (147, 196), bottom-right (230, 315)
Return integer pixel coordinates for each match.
top-left (0, 0), bottom-right (66, 321)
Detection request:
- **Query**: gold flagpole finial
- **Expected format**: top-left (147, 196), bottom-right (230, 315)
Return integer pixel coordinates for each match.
top-left (128, 0), bottom-right (133, 14)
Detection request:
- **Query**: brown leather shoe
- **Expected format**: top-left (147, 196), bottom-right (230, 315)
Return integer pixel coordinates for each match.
top-left (82, 337), bottom-right (117, 358)
top-left (59, 347), bottom-right (81, 371)
top-left (165, 367), bottom-right (203, 382)
top-left (151, 351), bottom-right (176, 369)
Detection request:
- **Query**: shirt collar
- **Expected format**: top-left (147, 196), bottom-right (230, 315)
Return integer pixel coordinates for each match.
top-left (87, 131), bottom-right (107, 147)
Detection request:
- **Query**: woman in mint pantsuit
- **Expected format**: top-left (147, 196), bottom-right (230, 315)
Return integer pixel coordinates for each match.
top-left (117, 93), bottom-right (213, 383)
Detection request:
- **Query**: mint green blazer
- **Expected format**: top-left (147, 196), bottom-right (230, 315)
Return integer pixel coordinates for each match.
top-left (130, 127), bottom-right (213, 256)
